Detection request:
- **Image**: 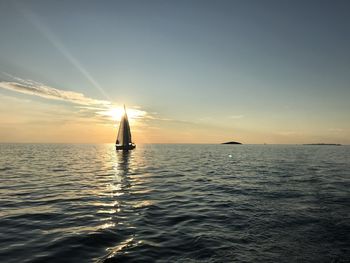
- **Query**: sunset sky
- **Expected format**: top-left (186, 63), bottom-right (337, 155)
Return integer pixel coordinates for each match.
top-left (0, 0), bottom-right (349, 144)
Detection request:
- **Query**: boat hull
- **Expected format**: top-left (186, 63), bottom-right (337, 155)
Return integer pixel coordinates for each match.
top-left (115, 144), bottom-right (136, 151)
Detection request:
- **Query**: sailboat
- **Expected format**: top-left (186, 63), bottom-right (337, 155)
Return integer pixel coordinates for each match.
top-left (115, 105), bottom-right (136, 151)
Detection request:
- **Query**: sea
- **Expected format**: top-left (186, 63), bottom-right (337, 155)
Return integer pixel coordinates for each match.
top-left (0, 144), bottom-right (349, 263)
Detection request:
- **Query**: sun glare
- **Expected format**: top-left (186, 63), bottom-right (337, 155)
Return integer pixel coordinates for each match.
top-left (99, 107), bottom-right (146, 122)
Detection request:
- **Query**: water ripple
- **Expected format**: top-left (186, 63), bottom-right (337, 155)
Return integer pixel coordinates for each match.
top-left (0, 144), bottom-right (349, 262)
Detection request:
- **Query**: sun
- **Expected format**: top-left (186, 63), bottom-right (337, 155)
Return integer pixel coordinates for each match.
top-left (99, 106), bottom-right (146, 122)
top-left (104, 107), bottom-right (124, 121)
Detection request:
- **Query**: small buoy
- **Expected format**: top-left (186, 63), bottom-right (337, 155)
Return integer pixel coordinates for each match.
top-left (228, 154), bottom-right (232, 158)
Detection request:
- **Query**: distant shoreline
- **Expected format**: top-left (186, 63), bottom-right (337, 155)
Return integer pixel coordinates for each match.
top-left (303, 143), bottom-right (342, 146)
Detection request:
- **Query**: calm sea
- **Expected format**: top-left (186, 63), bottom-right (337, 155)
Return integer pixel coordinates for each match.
top-left (0, 144), bottom-right (349, 262)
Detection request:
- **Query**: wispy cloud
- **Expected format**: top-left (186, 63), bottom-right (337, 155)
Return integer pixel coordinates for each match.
top-left (0, 77), bottom-right (110, 106)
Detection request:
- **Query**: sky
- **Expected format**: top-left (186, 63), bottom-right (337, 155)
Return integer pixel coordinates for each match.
top-left (0, 0), bottom-right (349, 144)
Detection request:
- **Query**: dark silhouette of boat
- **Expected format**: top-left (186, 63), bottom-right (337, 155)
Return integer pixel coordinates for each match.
top-left (115, 105), bottom-right (136, 151)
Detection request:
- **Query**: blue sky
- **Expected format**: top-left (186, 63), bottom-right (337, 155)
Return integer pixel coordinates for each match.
top-left (0, 0), bottom-right (349, 143)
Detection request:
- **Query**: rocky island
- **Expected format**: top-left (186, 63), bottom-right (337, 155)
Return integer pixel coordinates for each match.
top-left (222, 141), bottom-right (242, 145)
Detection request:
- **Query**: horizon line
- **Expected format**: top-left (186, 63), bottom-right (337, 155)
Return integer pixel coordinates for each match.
top-left (0, 142), bottom-right (347, 145)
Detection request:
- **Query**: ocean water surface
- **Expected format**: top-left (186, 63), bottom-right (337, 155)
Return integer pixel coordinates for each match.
top-left (0, 144), bottom-right (349, 262)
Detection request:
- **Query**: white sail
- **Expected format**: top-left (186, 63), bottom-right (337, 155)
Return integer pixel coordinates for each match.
top-left (116, 106), bottom-right (133, 146)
